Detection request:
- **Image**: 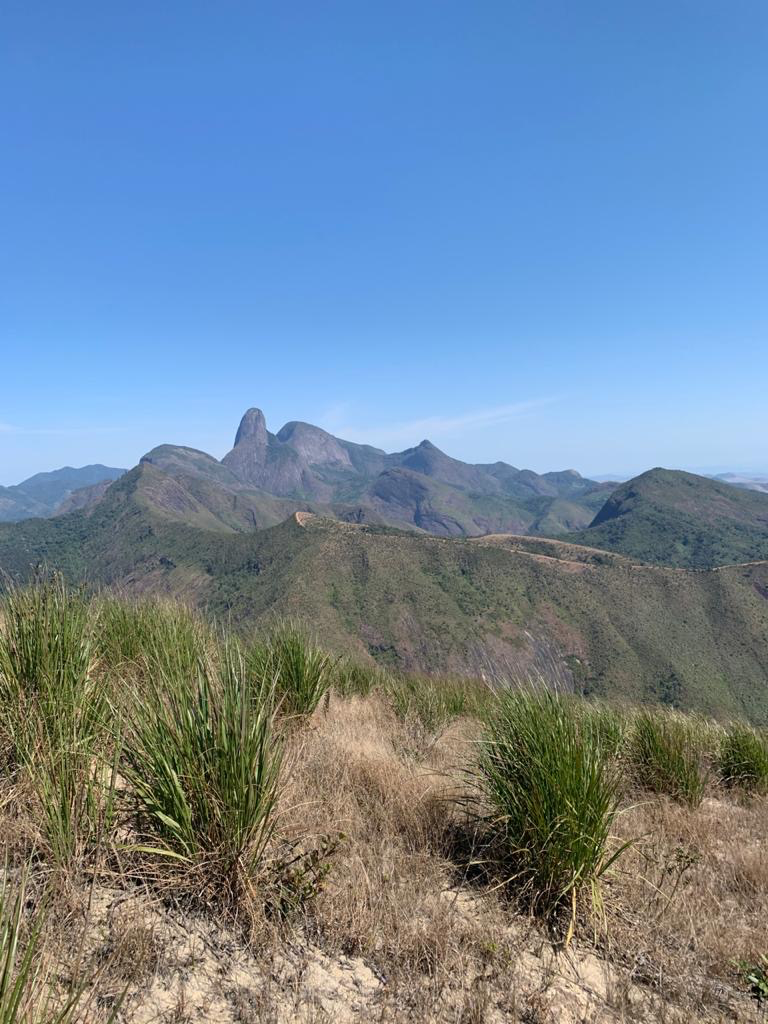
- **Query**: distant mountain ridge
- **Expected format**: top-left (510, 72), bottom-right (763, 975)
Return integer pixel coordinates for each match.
top-left (132, 407), bottom-right (614, 538)
top-left (0, 465), bottom-right (126, 523)
top-left (6, 411), bottom-right (768, 566)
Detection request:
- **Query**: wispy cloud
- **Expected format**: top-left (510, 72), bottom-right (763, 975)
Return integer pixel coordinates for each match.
top-left (324, 398), bottom-right (557, 449)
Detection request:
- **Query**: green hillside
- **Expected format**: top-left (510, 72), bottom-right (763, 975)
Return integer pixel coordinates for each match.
top-left (2, 468), bottom-right (768, 723)
top-left (566, 467), bottom-right (768, 568)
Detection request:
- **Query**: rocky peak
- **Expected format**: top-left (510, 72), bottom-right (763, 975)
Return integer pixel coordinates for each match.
top-left (276, 421), bottom-right (352, 467)
top-left (223, 408), bottom-right (272, 486)
top-left (233, 408), bottom-right (268, 448)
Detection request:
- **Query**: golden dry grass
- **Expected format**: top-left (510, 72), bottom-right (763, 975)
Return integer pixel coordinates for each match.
top-left (603, 791), bottom-right (768, 1013)
top-left (0, 684), bottom-right (766, 1022)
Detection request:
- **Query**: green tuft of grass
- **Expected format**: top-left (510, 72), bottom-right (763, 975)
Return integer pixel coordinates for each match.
top-left (629, 710), bottom-right (708, 807)
top-left (0, 576), bottom-right (114, 867)
top-left (97, 596), bottom-right (212, 680)
top-left (387, 675), bottom-right (466, 734)
top-left (471, 688), bottom-right (627, 928)
top-left (388, 672), bottom-right (495, 729)
top-left (575, 700), bottom-right (628, 759)
top-left (121, 641), bottom-right (282, 893)
top-left (248, 622), bottom-right (332, 718)
top-left (333, 658), bottom-right (391, 699)
top-left (717, 724), bottom-right (768, 793)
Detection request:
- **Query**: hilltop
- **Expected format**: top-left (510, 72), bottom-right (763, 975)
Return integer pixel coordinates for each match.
top-left (566, 467), bottom-right (768, 568)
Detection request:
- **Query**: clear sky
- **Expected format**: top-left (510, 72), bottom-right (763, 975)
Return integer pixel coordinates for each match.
top-left (2, 1), bottom-right (767, 485)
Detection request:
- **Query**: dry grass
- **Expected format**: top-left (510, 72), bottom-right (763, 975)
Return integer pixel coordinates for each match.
top-left (282, 698), bottom-right (482, 964)
top-left (0, 589), bottom-right (765, 1021)
top-left (0, 690), bottom-right (765, 1021)
top-left (255, 695), bottom-right (766, 1021)
top-left (603, 792), bottom-right (768, 1016)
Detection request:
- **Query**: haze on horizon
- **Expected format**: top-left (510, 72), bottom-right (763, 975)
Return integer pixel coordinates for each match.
top-left (2, 1), bottom-right (767, 485)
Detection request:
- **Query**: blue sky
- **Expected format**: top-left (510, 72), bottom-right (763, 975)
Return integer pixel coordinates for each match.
top-left (2, 1), bottom-right (767, 484)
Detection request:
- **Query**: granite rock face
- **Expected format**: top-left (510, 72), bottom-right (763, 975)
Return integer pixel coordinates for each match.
top-left (233, 407), bottom-right (269, 449)
top-left (214, 406), bottom-right (609, 533)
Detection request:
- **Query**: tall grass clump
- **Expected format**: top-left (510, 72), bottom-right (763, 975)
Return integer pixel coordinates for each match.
top-left (576, 700), bottom-right (627, 759)
top-left (97, 596), bottom-right (210, 680)
top-left (333, 657), bottom-right (391, 699)
top-left (717, 724), bottom-right (768, 793)
top-left (385, 673), bottom-right (494, 744)
top-left (471, 688), bottom-right (626, 929)
top-left (387, 674), bottom-right (468, 734)
top-left (0, 577), bottom-right (113, 867)
top-left (248, 622), bottom-right (332, 718)
top-left (629, 710), bottom-right (708, 807)
top-left (122, 642), bottom-right (282, 897)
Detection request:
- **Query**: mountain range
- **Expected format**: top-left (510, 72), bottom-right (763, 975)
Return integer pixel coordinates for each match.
top-left (2, 407), bottom-right (768, 721)
top-left (0, 465), bottom-right (125, 522)
top-left (1, 409), bottom-right (616, 534)
top-left (0, 479), bottom-right (766, 721)
top-left (135, 407), bottom-right (617, 538)
top-left (5, 412), bottom-right (768, 567)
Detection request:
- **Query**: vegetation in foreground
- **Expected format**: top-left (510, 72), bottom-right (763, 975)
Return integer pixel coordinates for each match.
top-left (471, 690), bottom-right (626, 929)
top-left (0, 579), bottom-right (765, 1022)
